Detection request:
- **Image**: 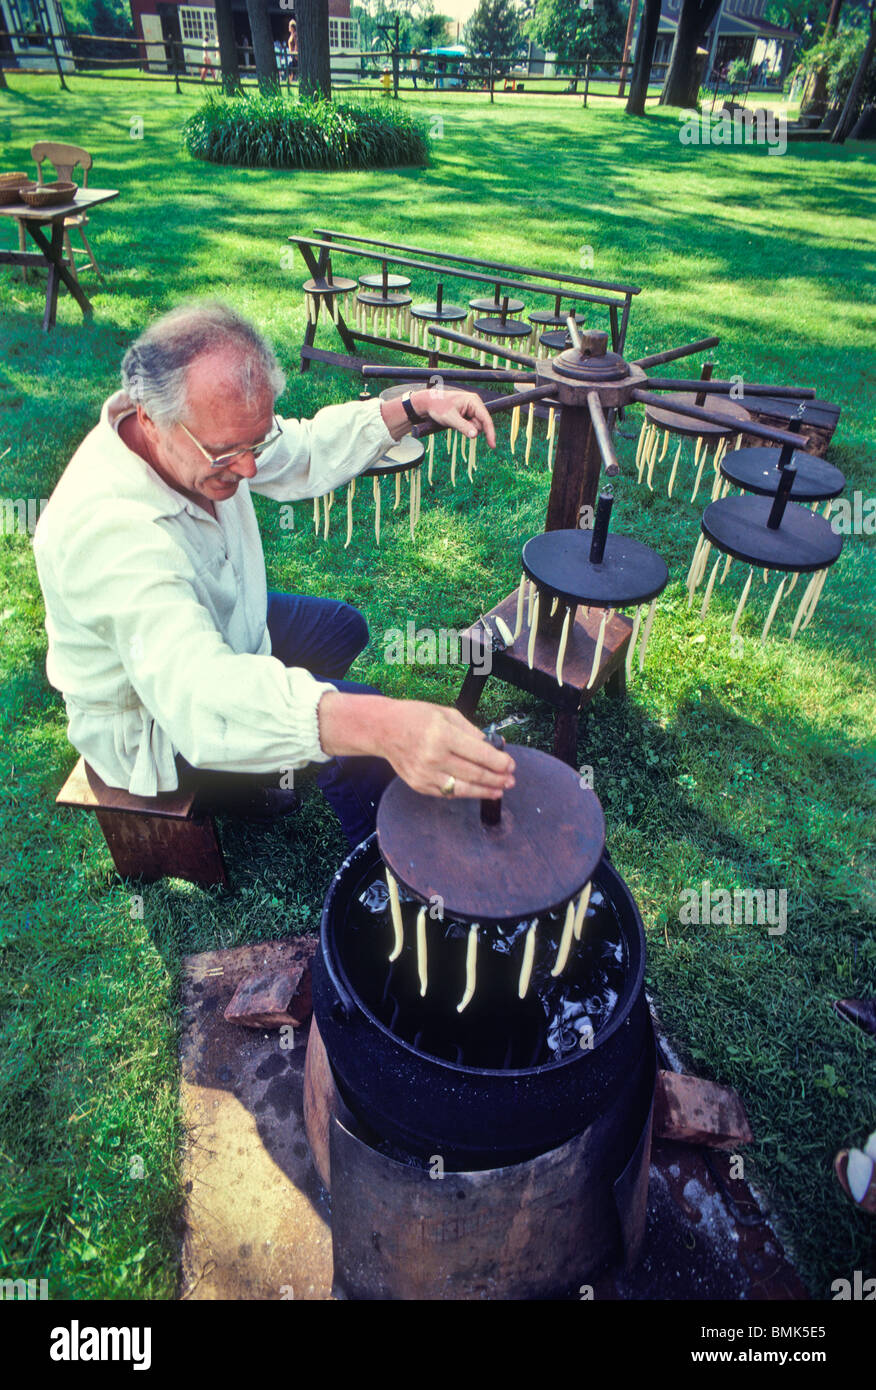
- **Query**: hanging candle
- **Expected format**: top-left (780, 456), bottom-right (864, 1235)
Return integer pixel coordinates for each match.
top-left (687, 464), bottom-right (843, 642)
top-left (345, 477), bottom-right (356, 549)
top-left (555, 605), bottom-right (572, 687)
top-left (573, 881), bottom-right (592, 940)
top-left (551, 899), bottom-right (577, 977)
top-left (344, 437), bottom-right (425, 551)
top-left (637, 384), bottom-right (749, 499)
top-left (416, 905), bottom-right (428, 997)
top-left (386, 867), bottom-right (404, 962)
top-left (457, 923), bottom-right (479, 1013)
top-left (518, 489), bottom-right (668, 693)
top-left (517, 920), bottom-right (538, 999)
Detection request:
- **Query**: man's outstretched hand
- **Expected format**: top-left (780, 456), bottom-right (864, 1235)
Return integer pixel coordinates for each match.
top-left (317, 692), bottom-right (515, 800)
top-left (381, 386), bottom-right (497, 449)
top-left (415, 387), bottom-right (497, 448)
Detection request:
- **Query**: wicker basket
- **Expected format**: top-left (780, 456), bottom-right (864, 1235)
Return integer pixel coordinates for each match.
top-left (20, 181), bottom-right (77, 209)
top-left (0, 171), bottom-right (32, 205)
top-left (0, 180), bottom-right (35, 206)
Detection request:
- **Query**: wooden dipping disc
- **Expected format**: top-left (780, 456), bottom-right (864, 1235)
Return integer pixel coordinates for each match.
top-left (302, 276), bottom-right (357, 297)
top-left (359, 272), bottom-right (412, 291)
top-left (410, 302), bottom-right (468, 322)
top-left (528, 310), bottom-right (585, 330)
top-left (471, 315), bottom-right (532, 341)
top-left (377, 746), bottom-right (605, 924)
top-left (469, 295), bottom-right (525, 314)
top-left (356, 291), bottom-right (412, 310)
top-left (645, 392), bottom-right (750, 440)
top-left (700, 494), bottom-right (843, 573)
top-left (522, 529), bottom-right (669, 609)
top-left (720, 447), bottom-right (846, 502)
top-left (364, 434), bottom-right (425, 476)
top-left (539, 330), bottom-right (571, 351)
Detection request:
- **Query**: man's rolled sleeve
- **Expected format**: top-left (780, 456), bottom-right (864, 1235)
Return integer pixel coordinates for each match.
top-left (251, 396), bottom-right (395, 501)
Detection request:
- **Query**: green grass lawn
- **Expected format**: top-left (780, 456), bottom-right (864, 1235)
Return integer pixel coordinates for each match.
top-left (0, 74), bottom-right (874, 1300)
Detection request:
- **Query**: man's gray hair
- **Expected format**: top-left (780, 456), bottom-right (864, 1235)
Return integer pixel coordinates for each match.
top-left (121, 301), bottom-right (286, 428)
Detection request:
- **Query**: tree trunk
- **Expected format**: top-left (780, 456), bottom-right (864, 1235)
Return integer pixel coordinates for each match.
top-left (214, 0), bottom-right (241, 94)
top-left (800, 67), bottom-right (829, 117)
top-left (849, 100), bottom-right (876, 137)
top-left (659, 0), bottom-right (721, 107)
top-left (831, 16), bottom-right (876, 142)
top-left (626, 0), bottom-right (661, 115)
top-left (246, 0), bottom-right (278, 92)
top-left (800, 0), bottom-right (845, 117)
top-left (297, 0), bottom-right (332, 99)
top-left (618, 0), bottom-right (640, 97)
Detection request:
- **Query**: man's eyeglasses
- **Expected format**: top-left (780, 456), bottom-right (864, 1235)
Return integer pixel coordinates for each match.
top-left (178, 415), bottom-right (283, 471)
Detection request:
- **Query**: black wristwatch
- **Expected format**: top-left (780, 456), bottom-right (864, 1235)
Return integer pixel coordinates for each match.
top-left (400, 390), bottom-right (427, 425)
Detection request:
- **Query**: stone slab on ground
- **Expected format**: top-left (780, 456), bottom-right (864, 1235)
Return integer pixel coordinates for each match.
top-left (178, 938), bottom-right (332, 1301)
top-left (655, 1069), bottom-right (754, 1150)
top-left (593, 1140), bottom-right (807, 1301)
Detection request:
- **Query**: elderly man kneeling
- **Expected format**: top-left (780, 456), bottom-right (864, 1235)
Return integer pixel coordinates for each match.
top-left (34, 301), bottom-right (514, 848)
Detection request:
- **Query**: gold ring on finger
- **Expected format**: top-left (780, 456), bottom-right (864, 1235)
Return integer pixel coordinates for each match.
top-left (440, 775), bottom-right (455, 798)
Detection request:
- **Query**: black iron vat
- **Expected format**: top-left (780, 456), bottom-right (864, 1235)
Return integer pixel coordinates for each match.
top-left (312, 834), bottom-right (655, 1172)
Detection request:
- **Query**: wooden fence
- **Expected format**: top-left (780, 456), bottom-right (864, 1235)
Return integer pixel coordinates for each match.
top-left (1, 28), bottom-right (676, 105)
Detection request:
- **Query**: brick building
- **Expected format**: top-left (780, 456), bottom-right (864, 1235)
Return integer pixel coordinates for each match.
top-left (128, 0), bottom-right (360, 77)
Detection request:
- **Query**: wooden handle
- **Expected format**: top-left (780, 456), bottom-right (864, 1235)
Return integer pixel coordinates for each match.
top-left (426, 323), bottom-right (536, 367)
top-left (480, 730), bottom-right (506, 826)
top-left (632, 336), bottom-right (720, 369)
top-left (695, 360), bottom-right (714, 408)
top-left (411, 384), bottom-right (558, 439)
top-left (631, 389), bottom-right (811, 449)
top-left (767, 465), bottom-right (796, 529)
top-left (589, 488), bottom-right (614, 563)
top-left (588, 391), bottom-right (620, 477)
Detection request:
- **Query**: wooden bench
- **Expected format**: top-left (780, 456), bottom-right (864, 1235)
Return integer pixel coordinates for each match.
top-left (56, 758), bottom-right (228, 888)
top-left (742, 396), bottom-right (841, 458)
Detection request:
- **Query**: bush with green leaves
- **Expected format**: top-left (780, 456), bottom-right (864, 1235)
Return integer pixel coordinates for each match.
top-left (727, 57), bottom-right (750, 85)
top-left (794, 22), bottom-right (876, 106)
top-left (182, 92), bottom-right (430, 170)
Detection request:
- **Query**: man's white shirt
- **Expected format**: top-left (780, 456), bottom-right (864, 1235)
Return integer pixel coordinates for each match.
top-left (33, 390), bottom-right (395, 796)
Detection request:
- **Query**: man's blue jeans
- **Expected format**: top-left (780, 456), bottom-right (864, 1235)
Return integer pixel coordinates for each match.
top-left (266, 590), bottom-right (395, 848)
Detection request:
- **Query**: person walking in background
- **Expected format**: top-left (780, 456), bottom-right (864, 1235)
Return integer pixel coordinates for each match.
top-left (199, 34), bottom-right (216, 82)
top-left (287, 19), bottom-right (298, 84)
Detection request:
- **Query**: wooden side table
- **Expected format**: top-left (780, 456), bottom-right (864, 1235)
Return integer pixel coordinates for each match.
top-left (0, 188), bottom-right (118, 331)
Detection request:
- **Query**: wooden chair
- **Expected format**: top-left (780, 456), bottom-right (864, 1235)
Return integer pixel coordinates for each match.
top-left (16, 141), bottom-right (104, 284)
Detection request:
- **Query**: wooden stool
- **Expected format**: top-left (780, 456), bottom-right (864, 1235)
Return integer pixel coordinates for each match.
top-left (455, 590), bottom-right (631, 766)
top-left (56, 757), bottom-right (228, 887)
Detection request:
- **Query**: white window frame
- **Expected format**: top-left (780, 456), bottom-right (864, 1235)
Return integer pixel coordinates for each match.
top-left (329, 18), bottom-right (358, 51)
top-left (179, 4), bottom-right (216, 70)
